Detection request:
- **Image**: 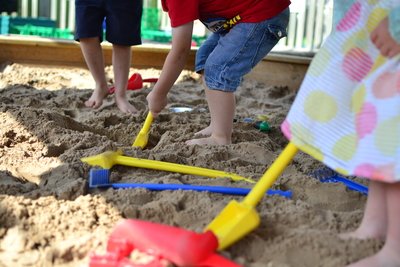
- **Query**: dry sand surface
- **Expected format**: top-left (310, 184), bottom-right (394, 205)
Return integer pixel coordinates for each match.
top-left (0, 63), bottom-right (379, 267)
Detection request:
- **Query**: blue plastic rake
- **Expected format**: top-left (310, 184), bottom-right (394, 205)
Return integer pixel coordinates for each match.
top-left (88, 168), bottom-right (293, 199)
top-left (310, 167), bottom-right (369, 195)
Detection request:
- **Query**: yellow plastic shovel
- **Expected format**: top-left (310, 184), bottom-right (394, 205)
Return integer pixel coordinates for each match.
top-left (132, 112), bottom-right (153, 148)
top-left (81, 150), bottom-right (255, 183)
top-left (205, 142), bottom-right (298, 250)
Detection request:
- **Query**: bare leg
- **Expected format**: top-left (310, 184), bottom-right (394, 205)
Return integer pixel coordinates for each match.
top-left (193, 76), bottom-right (212, 137)
top-left (186, 85), bottom-right (235, 146)
top-left (80, 37), bottom-right (109, 109)
top-left (112, 44), bottom-right (138, 114)
top-left (340, 181), bottom-right (387, 240)
top-left (347, 182), bottom-right (400, 267)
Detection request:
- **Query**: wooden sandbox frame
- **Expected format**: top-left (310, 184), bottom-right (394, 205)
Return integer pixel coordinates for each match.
top-left (0, 35), bottom-right (311, 91)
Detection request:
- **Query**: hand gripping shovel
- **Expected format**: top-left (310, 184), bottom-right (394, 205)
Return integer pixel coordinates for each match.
top-left (132, 112), bottom-right (153, 149)
top-left (205, 142), bottom-right (298, 250)
top-left (81, 150), bottom-right (255, 183)
top-left (108, 73), bottom-right (158, 94)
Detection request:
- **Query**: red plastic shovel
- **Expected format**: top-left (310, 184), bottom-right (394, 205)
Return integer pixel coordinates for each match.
top-left (108, 73), bottom-right (158, 94)
top-left (89, 219), bottom-right (242, 267)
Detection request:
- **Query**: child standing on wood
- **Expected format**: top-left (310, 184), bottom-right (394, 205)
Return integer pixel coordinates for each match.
top-left (146, 0), bottom-right (290, 145)
top-left (281, 1), bottom-right (400, 266)
top-left (75, 0), bottom-right (142, 114)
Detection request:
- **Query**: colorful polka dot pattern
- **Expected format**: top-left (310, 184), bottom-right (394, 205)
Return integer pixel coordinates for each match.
top-left (336, 2), bottom-right (361, 32)
top-left (281, 0), bottom-right (400, 183)
top-left (304, 91), bottom-right (338, 122)
top-left (343, 47), bottom-right (374, 81)
top-left (372, 71), bottom-right (400, 98)
top-left (355, 102), bottom-right (377, 139)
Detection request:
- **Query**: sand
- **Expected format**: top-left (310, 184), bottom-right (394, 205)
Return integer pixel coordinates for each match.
top-left (0, 63), bottom-right (379, 267)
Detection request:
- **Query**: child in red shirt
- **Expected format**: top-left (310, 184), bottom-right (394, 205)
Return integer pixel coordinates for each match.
top-left (147, 0), bottom-right (290, 145)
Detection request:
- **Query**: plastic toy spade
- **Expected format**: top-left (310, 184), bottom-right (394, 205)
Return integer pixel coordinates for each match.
top-left (81, 150), bottom-right (255, 183)
top-left (205, 142), bottom-right (298, 250)
top-left (132, 112), bottom-right (153, 149)
top-left (108, 73), bottom-right (158, 94)
top-left (89, 219), bottom-right (242, 267)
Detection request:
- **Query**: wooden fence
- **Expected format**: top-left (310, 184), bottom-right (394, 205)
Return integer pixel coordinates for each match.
top-left (18, 0), bottom-right (74, 30)
top-left (13, 0), bottom-right (333, 52)
top-left (279, 0), bottom-right (333, 52)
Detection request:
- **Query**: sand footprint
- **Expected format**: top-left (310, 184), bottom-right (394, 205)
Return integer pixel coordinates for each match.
top-left (304, 182), bottom-right (365, 212)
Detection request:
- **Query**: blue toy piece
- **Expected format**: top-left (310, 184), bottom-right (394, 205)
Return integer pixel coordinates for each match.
top-left (242, 118), bottom-right (254, 123)
top-left (89, 169), bottom-right (293, 199)
top-left (310, 167), bottom-right (369, 195)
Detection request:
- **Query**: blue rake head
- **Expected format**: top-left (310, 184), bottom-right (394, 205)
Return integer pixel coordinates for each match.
top-left (309, 166), bottom-right (369, 195)
top-left (89, 169), bottom-right (111, 188)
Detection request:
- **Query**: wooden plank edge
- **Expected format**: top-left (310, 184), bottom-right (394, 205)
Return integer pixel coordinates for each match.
top-left (0, 35), bottom-right (195, 69)
top-left (0, 35), bottom-right (311, 90)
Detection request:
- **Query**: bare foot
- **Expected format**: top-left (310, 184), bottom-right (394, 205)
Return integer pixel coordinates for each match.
top-left (339, 225), bottom-right (386, 241)
top-left (347, 245), bottom-right (400, 267)
top-left (85, 87), bottom-right (109, 109)
top-left (115, 95), bottom-right (138, 114)
top-left (194, 126), bottom-right (212, 137)
top-left (193, 126), bottom-right (233, 137)
top-left (186, 135), bottom-right (231, 146)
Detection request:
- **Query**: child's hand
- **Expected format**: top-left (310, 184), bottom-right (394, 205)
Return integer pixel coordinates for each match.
top-left (146, 90), bottom-right (167, 117)
top-left (370, 17), bottom-right (400, 58)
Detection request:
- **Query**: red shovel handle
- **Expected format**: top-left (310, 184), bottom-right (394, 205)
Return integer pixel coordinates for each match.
top-left (108, 74), bottom-right (158, 94)
top-left (143, 78), bottom-right (158, 83)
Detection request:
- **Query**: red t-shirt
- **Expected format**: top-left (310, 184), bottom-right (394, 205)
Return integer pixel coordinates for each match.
top-left (162, 0), bottom-right (291, 28)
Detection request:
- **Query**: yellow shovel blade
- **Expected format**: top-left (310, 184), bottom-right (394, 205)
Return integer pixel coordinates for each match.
top-left (133, 112), bottom-right (154, 149)
top-left (81, 150), bottom-right (122, 169)
top-left (205, 142), bottom-right (298, 250)
top-left (206, 200), bottom-right (260, 250)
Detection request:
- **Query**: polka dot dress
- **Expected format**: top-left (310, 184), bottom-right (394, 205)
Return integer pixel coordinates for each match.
top-left (281, 0), bottom-right (400, 183)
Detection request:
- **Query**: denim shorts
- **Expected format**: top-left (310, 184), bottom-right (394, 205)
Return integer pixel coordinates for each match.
top-left (195, 7), bottom-right (290, 92)
top-left (75, 0), bottom-right (142, 46)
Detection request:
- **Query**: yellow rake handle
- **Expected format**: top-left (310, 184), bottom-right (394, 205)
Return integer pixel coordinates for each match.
top-left (243, 142), bottom-right (298, 207)
top-left (115, 155), bottom-right (255, 183)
